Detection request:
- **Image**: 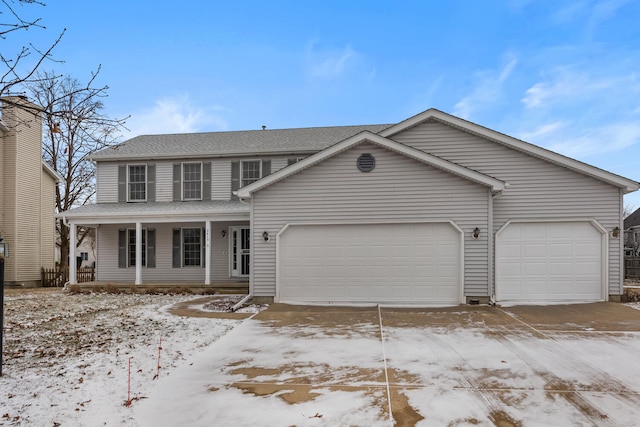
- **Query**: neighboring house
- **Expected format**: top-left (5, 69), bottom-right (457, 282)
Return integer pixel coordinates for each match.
top-left (59, 109), bottom-right (639, 305)
top-left (624, 207), bottom-right (640, 256)
top-left (0, 96), bottom-right (60, 286)
top-left (55, 226), bottom-right (97, 268)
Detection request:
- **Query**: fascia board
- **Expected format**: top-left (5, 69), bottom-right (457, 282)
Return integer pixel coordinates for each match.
top-left (238, 131), bottom-right (505, 198)
top-left (380, 109), bottom-right (639, 193)
top-left (88, 148), bottom-right (320, 162)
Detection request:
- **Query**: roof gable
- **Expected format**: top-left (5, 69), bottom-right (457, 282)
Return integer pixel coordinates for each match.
top-left (380, 109), bottom-right (639, 194)
top-left (237, 131), bottom-right (505, 198)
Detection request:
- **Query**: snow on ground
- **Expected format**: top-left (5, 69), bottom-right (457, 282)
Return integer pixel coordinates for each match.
top-left (135, 308), bottom-right (640, 426)
top-left (0, 289), bottom-right (243, 426)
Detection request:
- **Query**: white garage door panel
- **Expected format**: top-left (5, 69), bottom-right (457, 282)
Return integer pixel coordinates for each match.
top-left (278, 223), bottom-right (461, 304)
top-left (496, 222), bottom-right (603, 303)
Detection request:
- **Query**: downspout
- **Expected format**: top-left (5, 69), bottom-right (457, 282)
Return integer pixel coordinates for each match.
top-left (230, 195), bottom-right (252, 312)
top-left (488, 189), bottom-right (504, 306)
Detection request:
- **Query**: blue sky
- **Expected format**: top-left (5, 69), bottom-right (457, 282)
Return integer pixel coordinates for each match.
top-left (13, 0), bottom-right (640, 209)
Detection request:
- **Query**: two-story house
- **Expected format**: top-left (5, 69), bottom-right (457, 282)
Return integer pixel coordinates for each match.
top-left (1, 96), bottom-right (60, 286)
top-left (59, 108), bottom-right (638, 305)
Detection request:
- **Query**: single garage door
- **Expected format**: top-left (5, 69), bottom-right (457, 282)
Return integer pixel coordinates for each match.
top-left (277, 222), bottom-right (462, 304)
top-left (496, 221), bottom-right (604, 303)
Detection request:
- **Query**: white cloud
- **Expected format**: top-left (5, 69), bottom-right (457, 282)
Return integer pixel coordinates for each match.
top-left (518, 121), bottom-right (568, 141)
top-left (522, 69), bottom-right (619, 109)
top-left (544, 122), bottom-right (640, 158)
top-left (123, 96), bottom-right (228, 138)
top-left (453, 55), bottom-right (518, 119)
top-left (587, 0), bottom-right (631, 34)
top-left (305, 41), bottom-right (360, 79)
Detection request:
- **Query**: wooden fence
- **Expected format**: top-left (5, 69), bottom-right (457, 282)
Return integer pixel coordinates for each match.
top-left (625, 257), bottom-right (640, 280)
top-left (41, 267), bottom-right (95, 287)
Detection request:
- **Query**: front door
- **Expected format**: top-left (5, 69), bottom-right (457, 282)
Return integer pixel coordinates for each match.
top-left (230, 227), bottom-right (250, 277)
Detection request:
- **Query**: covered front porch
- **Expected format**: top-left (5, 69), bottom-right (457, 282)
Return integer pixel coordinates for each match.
top-left (58, 201), bottom-right (251, 286)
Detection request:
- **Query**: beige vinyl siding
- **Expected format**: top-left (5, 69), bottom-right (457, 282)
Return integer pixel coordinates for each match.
top-left (1, 122), bottom-right (18, 281)
top-left (155, 161), bottom-right (174, 202)
top-left (212, 159), bottom-right (231, 200)
top-left (251, 142), bottom-right (490, 298)
top-left (40, 168), bottom-right (57, 269)
top-left (392, 120), bottom-right (623, 294)
top-left (1, 102), bottom-right (44, 283)
top-left (97, 221), bottom-right (248, 282)
top-left (0, 128), bottom-right (4, 225)
top-left (96, 162), bottom-right (118, 203)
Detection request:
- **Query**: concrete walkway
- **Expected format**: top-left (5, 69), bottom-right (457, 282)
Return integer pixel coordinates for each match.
top-left (137, 302), bottom-right (640, 426)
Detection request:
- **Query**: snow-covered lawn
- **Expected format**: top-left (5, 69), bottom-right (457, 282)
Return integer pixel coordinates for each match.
top-left (2, 291), bottom-right (640, 426)
top-left (0, 289), bottom-right (244, 426)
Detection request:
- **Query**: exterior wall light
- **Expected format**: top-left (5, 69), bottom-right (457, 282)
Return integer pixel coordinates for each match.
top-left (612, 226), bottom-right (620, 238)
top-left (220, 230), bottom-right (226, 238)
top-left (472, 227), bottom-right (480, 239)
top-left (262, 231), bottom-right (269, 242)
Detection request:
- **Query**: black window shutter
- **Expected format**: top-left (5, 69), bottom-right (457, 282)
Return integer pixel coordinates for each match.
top-left (118, 229), bottom-right (126, 268)
top-left (172, 228), bottom-right (181, 268)
top-left (173, 164), bottom-right (181, 201)
top-left (203, 162), bottom-right (211, 201)
top-left (147, 164), bottom-right (156, 202)
top-left (147, 229), bottom-right (156, 268)
top-left (262, 160), bottom-right (271, 176)
top-left (118, 165), bottom-right (126, 202)
top-left (230, 161), bottom-right (240, 200)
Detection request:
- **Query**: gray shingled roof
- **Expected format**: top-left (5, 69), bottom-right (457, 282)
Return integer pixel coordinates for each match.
top-left (90, 124), bottom-right (392, 161)
top-left (625, 207), bottom-right (640, 229)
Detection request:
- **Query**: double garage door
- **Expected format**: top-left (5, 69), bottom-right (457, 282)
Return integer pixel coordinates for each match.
top-left (496, 221), bottom-right (605, 303)
top-left (278, 223), bottom-right (462, 305)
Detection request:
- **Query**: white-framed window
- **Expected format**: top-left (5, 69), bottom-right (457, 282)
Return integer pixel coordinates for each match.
top-left (241, 160), bottom-right (261, 187)
top-left (182, 162), bottom-right (202, 200)
top-left (80, 252), bottom-right (89, 261)
top-left (128, 164), bottom-right (147, 202)
top-left (182, 228), bottom-right (202, 266)
top-left (127, 229), bottom-right (147, 267)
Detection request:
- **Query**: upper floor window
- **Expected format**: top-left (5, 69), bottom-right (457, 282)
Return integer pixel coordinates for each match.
top-left (241, 160), bottom-right (261, 187)
top-left (128, 164), bottom-right (146, 202)
top-left (182, 162), bottom-right (202, 200)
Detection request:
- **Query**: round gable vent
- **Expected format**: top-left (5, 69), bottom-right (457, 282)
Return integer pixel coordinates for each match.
top-left (357, 153), bottom-right (376, 172)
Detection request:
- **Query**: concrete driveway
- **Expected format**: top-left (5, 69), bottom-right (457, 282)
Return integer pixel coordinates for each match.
top-left (137, 303), bottom-right (640, 426)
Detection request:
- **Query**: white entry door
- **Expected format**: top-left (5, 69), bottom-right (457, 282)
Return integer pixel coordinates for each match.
top-left (230, 226), bottom-right (250, 277)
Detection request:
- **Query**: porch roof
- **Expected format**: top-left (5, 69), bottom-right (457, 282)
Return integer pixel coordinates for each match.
top-left (57, 201), bottom-right (250, 224)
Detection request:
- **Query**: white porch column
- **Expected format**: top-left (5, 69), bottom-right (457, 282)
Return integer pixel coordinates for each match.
top-left (135, 221), bottom-right (142, 285)
top-left (69, 222), bottom-right (77, 285)
top-left (205, 220), bottom-right (211, 285)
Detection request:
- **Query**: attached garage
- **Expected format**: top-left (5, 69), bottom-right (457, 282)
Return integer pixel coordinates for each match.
top-left (277, 222), bottom-right (463, 305)
top-left (496, 221), bottom-right (606, 303)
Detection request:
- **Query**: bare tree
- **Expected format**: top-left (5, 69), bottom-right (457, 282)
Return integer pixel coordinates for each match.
top-left (27, 70), bottom-right (128, 267)
top-left (624, 204), bottom-right (636, 219)
top-left (1, 0), bottom-right (65, 99)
